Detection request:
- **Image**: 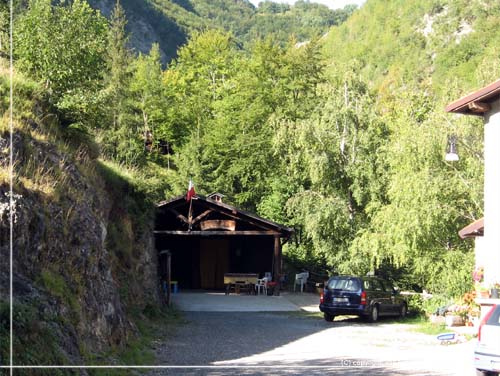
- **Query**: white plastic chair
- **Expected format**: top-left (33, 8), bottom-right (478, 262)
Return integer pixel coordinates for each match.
top-left (294, 271), bottom-right (309, 293)
top-left (255, 277), bottom-right (269, 295)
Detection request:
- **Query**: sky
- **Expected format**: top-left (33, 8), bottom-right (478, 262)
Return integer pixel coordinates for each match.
top-left (248, 0), bottom-right (366, 10)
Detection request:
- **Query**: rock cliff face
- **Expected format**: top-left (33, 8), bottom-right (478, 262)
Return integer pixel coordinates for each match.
top-left (0, 114), bottom-right (160, 366)
top-left (87, 0), bottom-right (189, 63)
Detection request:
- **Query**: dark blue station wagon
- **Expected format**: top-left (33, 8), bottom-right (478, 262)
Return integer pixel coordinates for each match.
top-left (319, 275), bottom-right (407, 322)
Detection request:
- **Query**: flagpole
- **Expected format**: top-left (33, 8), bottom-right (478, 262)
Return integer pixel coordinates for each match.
top-left (188, 197), bottom-right (193, 231)
top-left (187, 178), bottom-right (194, 231)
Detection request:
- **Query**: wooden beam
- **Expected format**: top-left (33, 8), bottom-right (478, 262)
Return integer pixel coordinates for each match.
top-left (212, 210), bottom-right (270, 231)
top-left (469, 101), bottom-right (491, 113)
top-left (446, 78), bottom-right (500, 115)
top-left (191, 210), bottom-right (212, 225)
top-left (154, 230), bottom-right (281, 236)
top-left (169, 209), bottom-right (188, 224)
top-left (273, 235), bottom-right (282, 296)
top-left (200, 219), bottom-right (236, 231)
top-left (159, 250), bottom-right (171, 306)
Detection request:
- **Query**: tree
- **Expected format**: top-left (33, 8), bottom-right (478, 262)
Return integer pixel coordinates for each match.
top-left (105, 0), bottom-right (132, 125)
top-left (99, 0), bottom-right (143, 165)
top-left (270, 68), bottom-right (384, 272)
top-left (170, 31), bottom-right (326, 210)
top-left (168, 30), bottom-right (240, 194)
top-left (131, 44), bottom-right (165, 135)
top-left (14, 0), bottom-right (108, 122)
top-left (349, 87), bottom-right (481, 296)
top-left (131, 43), bottom-right (176, 166)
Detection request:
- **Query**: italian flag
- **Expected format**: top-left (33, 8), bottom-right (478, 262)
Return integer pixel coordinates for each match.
top-left (186, 179), bottom-right (196, 201)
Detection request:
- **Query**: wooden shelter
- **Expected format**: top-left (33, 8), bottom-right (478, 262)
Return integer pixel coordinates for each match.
top-left (154, 193), bottom-right (293, 292)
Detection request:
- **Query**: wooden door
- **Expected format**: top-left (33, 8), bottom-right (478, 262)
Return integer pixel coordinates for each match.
top-left (199, 239), bottom-right (229, 289)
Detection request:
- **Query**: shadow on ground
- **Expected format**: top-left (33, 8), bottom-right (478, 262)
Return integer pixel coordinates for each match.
top-left (146, 364), bottom-right (413, 376)
top-left (146, 312), bottom-right (417, 376)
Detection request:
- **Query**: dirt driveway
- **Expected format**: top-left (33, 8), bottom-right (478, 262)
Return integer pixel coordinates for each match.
top-left (148, 308), bottom-right (476, 375)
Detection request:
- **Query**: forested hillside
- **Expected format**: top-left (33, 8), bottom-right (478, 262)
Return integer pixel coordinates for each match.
top-left (316, 0), bottom-right (499, 292)
top-left (87, 0), bottom-right (356, 62)
top-left (1, 0), bottom-right (498, 369)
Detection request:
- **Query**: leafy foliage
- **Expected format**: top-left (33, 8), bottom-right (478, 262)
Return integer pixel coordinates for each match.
top-left (271, 68), bottom-right (387, 274)
top-left (14, 0), bottom-right (108, 121)
top-left (318, 0), bottom-right (491, 295)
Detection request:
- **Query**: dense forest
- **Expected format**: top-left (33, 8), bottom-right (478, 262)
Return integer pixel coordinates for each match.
top-left (85, 0), bottom-right (356, 62)
top-left (1, 0), bottom-right (498, 367)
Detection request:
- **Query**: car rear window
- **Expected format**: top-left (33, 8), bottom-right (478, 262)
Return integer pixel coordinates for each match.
top-left (486, 305), bottom-right (500, 326)
top-left (327, 278), bottom-right (361, 292)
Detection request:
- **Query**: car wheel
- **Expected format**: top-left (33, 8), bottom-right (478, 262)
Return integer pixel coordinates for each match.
top-left (476, 369), bottom-right (498, 376)
top-left (324, 313), bottom-right (335, 322)
top-left (369, 305), bottom-right (379, 322)
top-left (399, 303), bottom-right (408, 319)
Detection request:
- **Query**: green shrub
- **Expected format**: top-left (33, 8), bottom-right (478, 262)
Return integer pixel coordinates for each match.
top-left (64, 123), bottom-right (100, 160)
top-left (0, 302), bottom-right (70, 373)
top-left (421, 294), bottom-right (453, 316)
top-left (405, 293), bottom-right (424, 315)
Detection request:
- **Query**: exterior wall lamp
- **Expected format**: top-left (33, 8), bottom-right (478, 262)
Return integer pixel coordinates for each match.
top-left (445, 134), bottom-right (459, 162)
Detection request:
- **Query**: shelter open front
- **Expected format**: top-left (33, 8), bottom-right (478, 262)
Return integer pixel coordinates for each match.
top-left (157, 236), bottom-right (274, 290)
top-left (155, 194), bottom-right (292, 293)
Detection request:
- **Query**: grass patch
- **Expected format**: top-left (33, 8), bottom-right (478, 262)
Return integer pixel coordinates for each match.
top-left (0, 67), bottom-right (41, 123)
top-left (121, 305), bottom-right (184, 364)
top-left (97, 159), bottom-right (141, 191)
top-left (404, 315), bottom-right (447, 335)
top-left (97, 159), bottom-right (153, 230)
top-left (87, 305), bottom-right (184, 376)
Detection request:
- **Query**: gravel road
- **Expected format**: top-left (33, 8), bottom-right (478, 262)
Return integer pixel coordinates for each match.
top-left (146, 312), bottom-right (476, 376)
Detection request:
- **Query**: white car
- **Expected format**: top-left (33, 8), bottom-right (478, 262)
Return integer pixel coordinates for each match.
top-left (475, 304), bottom-right (500, 376)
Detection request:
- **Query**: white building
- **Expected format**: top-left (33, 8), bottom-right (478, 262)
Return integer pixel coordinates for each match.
top-left (447, 79), bottom-right (500, 315)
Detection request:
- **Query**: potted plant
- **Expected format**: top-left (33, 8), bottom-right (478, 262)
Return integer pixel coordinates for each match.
top-left (477, 284), bottom-right (491, 299)
top-left (462, 292), bottom-right (481, 326)
top-left (445, 304), bottom-right (467, 327)
top-left (468, 306), bottom-right (481, 327)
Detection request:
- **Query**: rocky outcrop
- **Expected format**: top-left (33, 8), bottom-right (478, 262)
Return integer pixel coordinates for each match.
top-left (0, 117), bottom-right (160, 365)
top-left (87, 0), bottom-right (188, 63)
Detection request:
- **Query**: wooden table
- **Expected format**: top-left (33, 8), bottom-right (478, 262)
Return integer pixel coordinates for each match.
top-left (224, 273), bottom-right (258, 295)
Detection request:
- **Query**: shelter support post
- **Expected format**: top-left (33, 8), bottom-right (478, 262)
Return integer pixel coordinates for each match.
top-left (159, 250), bottom-right (172, 307)
top-left (273, 235), bottom-right (281, 296)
